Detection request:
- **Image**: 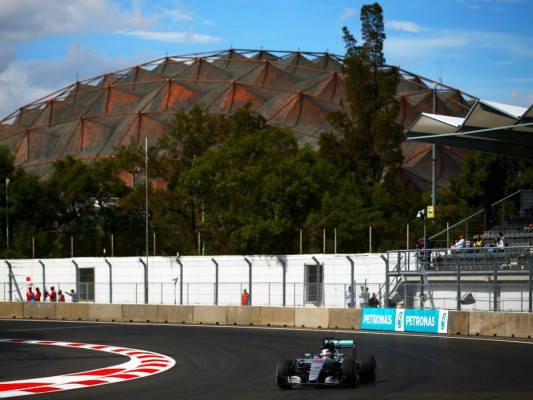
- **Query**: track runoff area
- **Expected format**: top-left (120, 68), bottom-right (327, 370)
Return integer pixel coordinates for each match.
top-left (0, 338), bottom-right (175, 398)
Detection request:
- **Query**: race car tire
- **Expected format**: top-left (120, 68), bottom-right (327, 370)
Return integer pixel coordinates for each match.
top-left (276, 359), bottom-right (293, 389)
top-left (359, 355), bottom-right (377, 384)
top-left (341, 357), bottom-right (358, 387)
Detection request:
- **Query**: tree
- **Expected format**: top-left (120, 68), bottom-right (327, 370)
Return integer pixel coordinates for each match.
top-left (43, 157), bottom-right (130, 256)
top-left (320, 2), bottom-right (404, 187)
top-left (179, 125), bottom-right (297, 254)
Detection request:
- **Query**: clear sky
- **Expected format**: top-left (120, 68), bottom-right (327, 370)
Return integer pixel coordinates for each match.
top-left (1, 0), bottom-right (532, 120)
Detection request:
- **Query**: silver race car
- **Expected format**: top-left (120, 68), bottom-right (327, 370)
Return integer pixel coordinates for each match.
top-left (276, 337), bottom-right (376, 389)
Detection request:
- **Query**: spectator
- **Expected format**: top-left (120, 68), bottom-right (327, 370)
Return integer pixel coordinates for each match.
top-left (66, 289), bottom-right (77, 302)
top-left (58, 289), bottom-right (65, 302)
top-left (345, 286), bottom-right (354, 308)
top-left (473, 234), bottom-right (485, 248)
top-left (26, 287), bottom-right (35, 302)
top-left (453, 235), bottom-right (466, 249)
top-left (499, 232), bottom-right (508, 247)
top-left (241, 289), bottom-right (250, 305)
top-left (34, 287), bottom-right (41, 302)
top-left (47, 286), bottom-right (57, 302)
top-left (489, 235), bottom-right (505, 253)
top-left (359, 285), bottom-right (367, 308)
top-left (368, 293), bottom-right (380, 308)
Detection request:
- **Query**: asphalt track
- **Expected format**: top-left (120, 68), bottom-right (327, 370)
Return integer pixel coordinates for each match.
top-left (1, 319), bottom-right (533, 399)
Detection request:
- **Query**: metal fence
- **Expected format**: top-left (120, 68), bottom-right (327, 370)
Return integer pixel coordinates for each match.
top-left (385, 246), bottom-right (533, 312)
top-left (5, 282), bottom-right (385, 309)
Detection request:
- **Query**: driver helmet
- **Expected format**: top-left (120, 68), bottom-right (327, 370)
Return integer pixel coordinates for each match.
top-left (321, 348), bottom-right (332, 358)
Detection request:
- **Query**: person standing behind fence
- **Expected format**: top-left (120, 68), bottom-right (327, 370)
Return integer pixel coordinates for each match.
top-left (368, 293), bottom-right (380, 308)
top-left (345, 286), bottom-right (354, 308)
top-left (47, 286), bottom-right (57, 302)
top-left (26, 287), bottom-right (34, 302)
top-left (34, 287), bottom-right (41, 301)
top-left (57, 289), bottom-right (65, 302)
top-left (241, 289), bottom-right (250, 305)
top-left (67, 289), bottom-right (77, 302)
top-left (359, 285), bottom-right (367, 308)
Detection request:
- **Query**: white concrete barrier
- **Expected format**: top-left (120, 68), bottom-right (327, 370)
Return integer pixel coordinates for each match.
top-left (56, 303), bottom-right (89, 321)
top-left (193, 306), bottom-right (228, 325)
top-left (88, 303), bottom-right (123, 322)
top-left (0, 301), bottom-right (24, 318)
top-left (227, 306), bottom-right (261, 326)
top-left (23, 302), bottom-right (55, 319)
top-left (2, 301), bottom-right (533, 340)
top-left (260, 306), bottom-right (295, 327)
top-left (295, 307), bottom-right (329, 328)
top-left (157, 305), bottom-right (194, 324)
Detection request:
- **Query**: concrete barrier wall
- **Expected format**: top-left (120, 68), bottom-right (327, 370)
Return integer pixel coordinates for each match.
top-left (23, 302), bottom-right (56, 319)
top-left (88, 303), bottom-right (123, 322)
top-left (328, 308), bottom-right (359, 330)
top-left (56, 303), bottom-right (89, 321)
top-left (193, 306), bottom-right (228, 325)
top-left (157, 305), bottom-right (194, 324)
top-left (227, 306), bottom-right (261, 326)
top-left (469, 311), bottom-right (506, 337)
top-left (123, 304), bottom-right (158, 323)
top-left (448, 311), bottom-right (469, 335)
top-left (295, 307), bottom-right (329, 328)
top-left (0, 301), bottom-right (23, 318)
top-left (504, 312), bottom-right (533, 339)
top-left (2, 301), bottom-right (533, 339)
top-left (260, 306), bottom-right (295, 327)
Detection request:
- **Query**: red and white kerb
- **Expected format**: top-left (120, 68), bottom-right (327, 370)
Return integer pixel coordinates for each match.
top-left (0, 338), bottom-right (176, 398)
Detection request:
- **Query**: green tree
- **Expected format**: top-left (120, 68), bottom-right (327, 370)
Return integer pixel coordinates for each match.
top-left (320, 2), bottom-right (404, 187)
top-left (43, 157), bottom-right (130, 256)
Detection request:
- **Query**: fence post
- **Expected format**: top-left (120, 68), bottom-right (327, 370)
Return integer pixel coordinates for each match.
top-left (381, 254), bottom-right (389, 307)
top-left (211, 258), bottom-right (218, 305)
top-left (527, 254), bottom-right (533, 313)
top-left (493, 254), bottom-right (499, 312)
top-left (104, 259), bottom-right (112, 303)
top-left (39, 260), bottom-right (47, 300)
top-left (456, 256), bottom-right (461, 311)
top-left (244, 257), bottom-right (252, 306)
top-left (139, 258), bottom-right (148, 304)
top-left (277, 257), bottom-right (286, 307)
top-left (312, 256), bottom-right (322, 307)
top-left (176, 257), bottom-right (183, 305)
top-left (346, 256), bottom-right (355, 308)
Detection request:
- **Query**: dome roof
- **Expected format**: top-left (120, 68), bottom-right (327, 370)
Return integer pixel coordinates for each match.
top-left (0, 49), bottom-right (476, 187)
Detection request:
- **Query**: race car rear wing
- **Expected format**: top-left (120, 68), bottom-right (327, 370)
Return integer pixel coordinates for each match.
top-left (322, 338), bottom-right (357, 359)
top-left (322, 338), bottom-right (354, 349)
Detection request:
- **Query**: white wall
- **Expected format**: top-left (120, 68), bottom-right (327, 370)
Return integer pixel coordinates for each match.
top-left (1, 253), bottom-right (387, 307)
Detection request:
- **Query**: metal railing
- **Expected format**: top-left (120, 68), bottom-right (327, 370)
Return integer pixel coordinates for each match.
top-left (385, 245), bottom-right (533, 312)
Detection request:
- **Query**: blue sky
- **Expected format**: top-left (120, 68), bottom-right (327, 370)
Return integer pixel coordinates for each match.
top-left (1, 0), bottom-right (532, 120)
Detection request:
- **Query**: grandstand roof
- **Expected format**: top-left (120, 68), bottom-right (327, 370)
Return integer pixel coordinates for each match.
top-left (0, 49), bottom-right (478, 189)
top-left (406, 99), bottom-right (533, 160)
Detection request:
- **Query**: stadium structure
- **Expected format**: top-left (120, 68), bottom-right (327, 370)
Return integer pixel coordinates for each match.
top-left (0, 49), bottom-right (478, 189)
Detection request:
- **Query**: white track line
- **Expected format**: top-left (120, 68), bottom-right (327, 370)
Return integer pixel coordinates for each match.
top-left (0, 339), bottom-right (176, 398)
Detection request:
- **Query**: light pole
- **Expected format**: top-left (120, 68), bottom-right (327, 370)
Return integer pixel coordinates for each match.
top-left (144, 137), bottom-right (149, 304)
top-left (5, 178), bottom-right (9, 250)
top-left (417, 208), bottom-right (427, 308)
top-left (417, 208), bottom-right (427, 254)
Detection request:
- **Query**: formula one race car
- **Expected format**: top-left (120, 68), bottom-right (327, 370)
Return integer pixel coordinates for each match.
top-left (276, 337), bottom-right (376, 389)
